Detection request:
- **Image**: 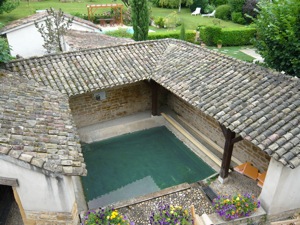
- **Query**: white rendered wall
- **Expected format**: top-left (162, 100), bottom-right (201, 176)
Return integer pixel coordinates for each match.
top-left (7, 24), bottom-right (46, 57)
top-left (6, 19), bottom-right (100, 58)
top-left (0, 158), bottom-right (76, 212)
top-left (259, 158), bottom-right (300, 215)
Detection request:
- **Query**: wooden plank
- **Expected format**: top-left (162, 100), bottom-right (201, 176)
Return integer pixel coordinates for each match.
top-left (219, 125), bottom-right (235, 179)
top-left (0, 177), bottom-right (18, 187)
top-left (151, 80), bottom-right (159, 116)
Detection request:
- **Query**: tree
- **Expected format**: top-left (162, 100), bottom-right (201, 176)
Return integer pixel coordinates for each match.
top-left (130, 0), bottom-right (149, 41)
top-left (35, 8), bottom-right (73, 53)
top-left (180, 23), bottom-right (186, 41)
top-left (0, 37), bottom-right (12, 63)
top-left (0, 0), bottom-right (19, 14)
top-left (253, 0), bottom-right (300, 76)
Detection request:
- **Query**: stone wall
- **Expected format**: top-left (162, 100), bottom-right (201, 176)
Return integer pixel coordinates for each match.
top-left (69, 81), bottom-right (152, 128)
top-left (167, 94), bottom-right (270, 172)
top-left (25, 202), bottom-right (78, 225)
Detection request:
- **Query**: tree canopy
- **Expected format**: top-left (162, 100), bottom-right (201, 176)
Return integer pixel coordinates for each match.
top-left (130, 0), bottom-right (149, 41)
top-left (253, 0), bottom-right (300, 77)
top-left (0, 0), bottom-right (19, 14)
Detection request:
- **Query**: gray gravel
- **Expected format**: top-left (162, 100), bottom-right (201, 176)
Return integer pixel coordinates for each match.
top-left (117, 183), bottom-right (214, 225)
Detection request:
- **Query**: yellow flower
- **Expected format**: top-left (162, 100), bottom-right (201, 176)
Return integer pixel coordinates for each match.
top-left (236, 197), bottom-right (240, 201)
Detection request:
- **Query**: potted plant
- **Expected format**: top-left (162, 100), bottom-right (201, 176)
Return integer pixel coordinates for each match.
top-left (82, 207), bottom-right (134, 225)
top-left (149, 202), bottom-right (193, 225)
top-left (217, 39), bottom-right (223, 48)
top-left (212, 193), bottom-right (260, 221)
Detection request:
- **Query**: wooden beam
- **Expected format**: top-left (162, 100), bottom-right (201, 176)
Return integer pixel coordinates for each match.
top-left (151, 80), bottom-right (159, 116)
top-left (219, 125), bottom-right (236, 179)
top-left (0, 177), bottom-right (18, 187)
top-left (231, 135), bottom-right (243, 144)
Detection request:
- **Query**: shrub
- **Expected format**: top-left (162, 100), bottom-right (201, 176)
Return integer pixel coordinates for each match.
top-left (211, 0), bottom-right (228, 7)
top-left (204, 4), bottom-right (216, 13)
top-left (199, 26), bottom-right (221, 45)
top-left (213, 193), bottom-right (260, 220)
top-left (154, 17), bottom-right (165, 28)
top-left (105, 28), bottom-right (133, 38)
top-left (164, 11), bottom-right (181, 29)
top-left (148, 30), bottom-right (196, 43)
top-left (199, 26), bottom-right (256, 46)
top-left (0, 37), bottom-right (12, 63)
top-left (149, 203), bottom-right (193, 225)
top-left (242, 0), bottom-right (258, 23)
top-left (215, 4), bottom-right (231, 20)
top-left (228, 0), bottom-right (245, 12)
top-left (231, 12), bottom-right (246, 24)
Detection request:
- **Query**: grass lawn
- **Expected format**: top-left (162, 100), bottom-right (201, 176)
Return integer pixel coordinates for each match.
top-left (206, 46), bottom-right (255, 62)
top-left (0, 0), bottom-right (244, 31)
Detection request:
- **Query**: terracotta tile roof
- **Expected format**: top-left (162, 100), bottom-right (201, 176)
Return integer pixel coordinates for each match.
top-left (3, 39), bottom-right (300, 169)
top-left (0, 11), bottom-right (100, 34)
top-left (5, 40), bottom-right (170, 96)
top-left (64, 30), bottom-right (134, 51)
top-left (0, 70), bottom-right (86, 176)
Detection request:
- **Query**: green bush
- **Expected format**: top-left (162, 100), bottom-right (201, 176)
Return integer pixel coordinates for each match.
top-left (204, 4), bottom-right (216, 13)
top-left (228, 0), bottom-right (245, 12)
top-left (231, 12), bottom-right (246, 24)
top-left (148, 30), bottom-right (196, 43)
top-left (154, 17), bottom-right (165, 28)
top-left (199, 26), bottom-right (256, 46)
top-left (215, 4), bottom-right (231, 20)
top-left (211, 0), bottom-right (228, 7)
top-left (105, 28), bottom-right (133, 38)
top-left (199, 26), bottom-right (221, 45)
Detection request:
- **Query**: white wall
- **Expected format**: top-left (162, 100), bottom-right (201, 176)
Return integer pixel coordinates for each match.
top-left (0, 157), bottom-right (76, 212)
top-left (6, 17), bottom-right (100, 58)
top-left (7, 24), bottom-right (46, 57)
top-left (259, 158), bottom-right (300, 215)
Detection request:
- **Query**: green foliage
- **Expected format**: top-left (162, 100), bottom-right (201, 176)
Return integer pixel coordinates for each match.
top-left (180, 23), bottom-right (186, 40)
top-left (215, 4), bottom-right (231, 20)
top-left (159, 0), bottom-right (193, 9)
top-left (231, 12), bottom-right (246, 24)
top-left (253, 0), bottom-right (300, 76)
top-left (242, 0), bottom-right (258, 21)
top-left (0, 0), bottom-right (19, 14)
top-left (148, 30), bottom-right (196, 43)
top-left (35, 8), bottom-right (73, 53)
top-left (164, 11), bottom-right (181, 28)
top-left (210, 0), bottom-right (227, 7)
top-left (228, 0), bottom-right (245, 12)
top-left (190, 0), bottom-right (208, 13)
top-left (0, 37), bottom-right (12, 63)
top-left (154, 17), bottom-right (165, 28)
top-left (130, 0), bottom-right (149, 41)
top-left (105, 28), bottom-right (133, 38)
top-left (199, 26), bottom-right (221, 45)
top-left (204, 4), bottom-right (215, 14)
top-left (200, 26), bottom-right (255, 46)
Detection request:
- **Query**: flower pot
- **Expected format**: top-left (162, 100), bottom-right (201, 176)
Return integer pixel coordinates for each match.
top-left (217, 44), bottom-right (222, 49)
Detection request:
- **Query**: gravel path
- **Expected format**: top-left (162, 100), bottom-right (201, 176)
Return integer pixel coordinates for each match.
top-left (117, 183), bottom-right (214, 225)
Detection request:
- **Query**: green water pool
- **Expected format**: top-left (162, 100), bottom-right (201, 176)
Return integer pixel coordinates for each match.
top-left (81, 126), bottom-right (215, 208)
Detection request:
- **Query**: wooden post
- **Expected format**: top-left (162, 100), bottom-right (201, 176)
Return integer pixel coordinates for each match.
top-left (219, 125), bottom-right (236, 179)
top-left (151, 80), bottom-right (159, 116)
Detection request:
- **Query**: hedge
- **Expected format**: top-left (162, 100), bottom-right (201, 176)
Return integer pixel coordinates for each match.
top-left (199, 26), bottom-right (256, 46)
top-left (148, 30), bottom-right (196, 43)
